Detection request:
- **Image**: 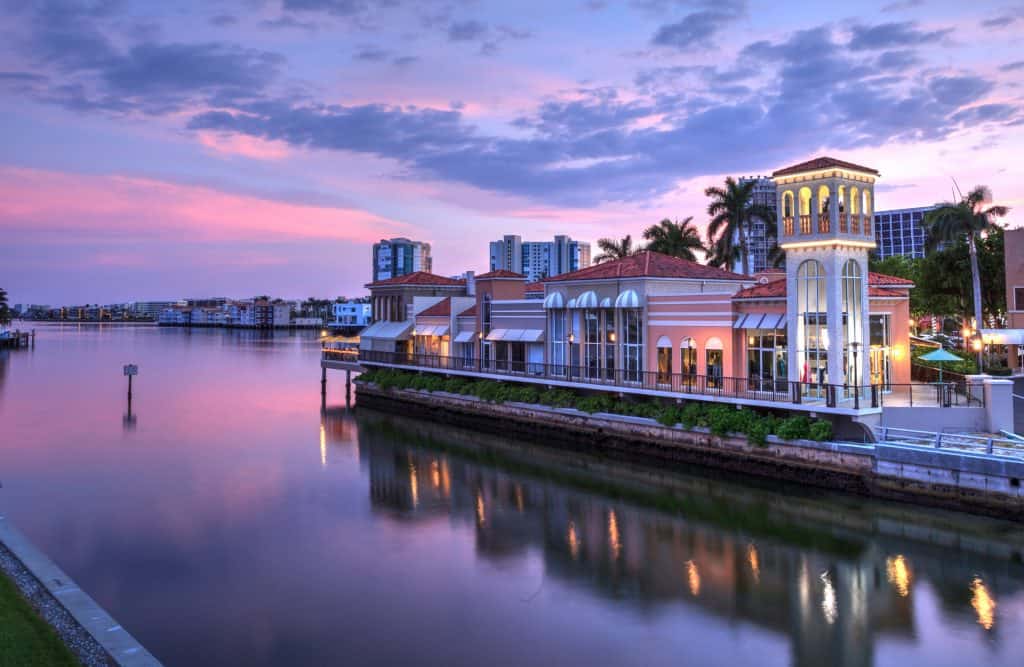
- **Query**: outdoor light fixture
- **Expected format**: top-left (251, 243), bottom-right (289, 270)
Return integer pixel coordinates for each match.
top-left (892, 345), bottom-right (904, 360)
top-left (972, 337), bottom-right (983, 352)
top-left (608, 332), bottom-right (616, 342)
top-left (568, 333), bottom-right (575, 343)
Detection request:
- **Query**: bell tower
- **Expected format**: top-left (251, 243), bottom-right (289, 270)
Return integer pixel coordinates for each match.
top-left (772, 157), bottom-right (878, 398)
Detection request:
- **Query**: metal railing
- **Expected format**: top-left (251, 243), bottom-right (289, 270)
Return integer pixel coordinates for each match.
top-left (356, 349), bottom-right (893, 409)
top-left (878, 427), bottom-right (1022, 458)
top-left (878, 382), bottom-right (983, 407)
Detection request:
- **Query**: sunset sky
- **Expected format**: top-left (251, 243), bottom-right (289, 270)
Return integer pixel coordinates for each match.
top-left (2, 0), bottom-right (1023, 304)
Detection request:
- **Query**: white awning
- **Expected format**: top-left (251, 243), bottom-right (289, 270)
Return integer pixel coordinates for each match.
top-left (615, 289), bottom-right (642, 308)
top-left (735, 313), bottom-right (785, 329)
top-left (599, 297), bottom-right (613, 308)
top-left (415, 324), bottom-right (450, 337)
top-left (453, 331), bottom-right (477, 343)
top-left (981, 328), bottom-right (1024, 345)
top-left (359, 320), bottom-right (413, 341)
top-left (574, 290), bottom-right (599, 309)
top-left (486, 329), bottom-right (544, 342)
top-left (543, 292), bottom-right (565, 309)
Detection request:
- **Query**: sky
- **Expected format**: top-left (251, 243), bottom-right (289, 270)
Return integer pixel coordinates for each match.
top-left (1, 0), bottom-right (1023, 305)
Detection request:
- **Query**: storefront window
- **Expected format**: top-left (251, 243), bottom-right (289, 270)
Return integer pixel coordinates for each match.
top-left (656, 336), bottom-right (672, 385)
top-left (622, 310), bottom-right (643, 383)
top-left (870, 314), bottom-right (891, 388)
top-left (603, 309), bottom-right (616, 380)
top-left (706, 338), bottom-right (723, 389)
top-left (549, 310), bottom-right (566, 374)
top-left (584, 310), bottom-right (600, 379)
top-left (747, 329), bottom-right (788, 391)
top-left (842, 259), bottom-right (864, 387)
top-left (680, 338), bottom-right (697, 391)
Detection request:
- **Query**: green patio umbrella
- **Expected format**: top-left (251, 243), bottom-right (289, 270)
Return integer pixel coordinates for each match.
top-left (919, 348), bottom-right (963, 383)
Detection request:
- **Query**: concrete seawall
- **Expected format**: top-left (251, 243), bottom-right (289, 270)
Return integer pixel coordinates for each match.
top-left (357, 384), bottom-right (1024, 519)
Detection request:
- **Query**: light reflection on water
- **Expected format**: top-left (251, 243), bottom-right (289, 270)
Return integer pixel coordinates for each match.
top-left (1, 323), bottom-right (1023, 667)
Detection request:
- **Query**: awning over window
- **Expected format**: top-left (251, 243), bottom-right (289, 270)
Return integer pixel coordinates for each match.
top-left (359, 320), bottom-right (413, 341)
top-left (486, 329), bottom-right (545, 342)
top-left (543, 292), bottom-right (565, 309)
top-left (573, 290), bottom-right (599, 309)
top-left (614, 289), bottom-right (642, 308)
top-left (415, 324), bottom-right (450, 337)
top-left (453, 331), bottom-right (477, 343)
top-left (734, 313), bottom-right (785, 330)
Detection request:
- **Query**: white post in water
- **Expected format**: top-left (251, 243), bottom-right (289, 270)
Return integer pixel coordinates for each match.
top-left (123, 364), bottom-right (138, 409)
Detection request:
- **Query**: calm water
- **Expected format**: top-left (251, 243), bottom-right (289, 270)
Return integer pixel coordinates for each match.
top-left (1, 324), bottom-right (1023, 666)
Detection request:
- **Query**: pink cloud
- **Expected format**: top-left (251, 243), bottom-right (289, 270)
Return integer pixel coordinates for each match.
top-left (196, 131), bottom-right (292, 160)
top-left (0, 166), bottom-right (409, 244)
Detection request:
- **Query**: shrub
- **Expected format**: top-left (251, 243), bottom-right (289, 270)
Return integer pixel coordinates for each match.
top-left (656, 406), bottom-right (681, 427)
top-left (747, 420), bottom-right (772, 447)
top-left (576, 394), bottom-right (614, 414)
top-left (679, 402), bottom-right (704, 428)
top-left (539, 388), bottom-right (575, 408)
top-left (506, 385), bottom-right (540, 404)
top-left (808, 420), bottom-right (833, 442)
top-left (775, 416), bottom-right (810, 441)
top-left (705, 405), bottom-right (736, 436)
top-left (628, 401), bottom-right (663, 419)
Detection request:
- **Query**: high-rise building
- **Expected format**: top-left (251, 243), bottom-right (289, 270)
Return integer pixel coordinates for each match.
top-left (730, 176), bottom-right (779, 275)
top-left (372, 238), bottom-right (432, 283)
top-left (872, 206), bottom-right (937, 259)
top-left (488, 235), bottom-right (591, 282)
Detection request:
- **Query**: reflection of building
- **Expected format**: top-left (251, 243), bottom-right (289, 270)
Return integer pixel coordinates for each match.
top-left (489, 235), bottom-right (591, 282)
top-left (357, 412), bottom-right (1024, 663)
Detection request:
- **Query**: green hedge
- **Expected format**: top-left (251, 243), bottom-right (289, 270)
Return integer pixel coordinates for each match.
top-left (356, 369), bottom-right (835, 446)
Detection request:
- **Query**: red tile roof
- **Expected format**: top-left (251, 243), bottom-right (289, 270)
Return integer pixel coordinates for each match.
top-left (524, 282), bottom-right (543, 293)
top-left (366, 271), bottom-right (466, 288)
top-left (732, 280), bottom-right (787, 300)
top-left (418, 297), bottom-right (451, 317)
top-left (457, 304), bottom-right (478, 317)
top-left (733, 271), bottom-right (913, 300)
top-left (868, 271), bottom-right (913, 286)
top-left (543, 251), bottom-right (750, 283)
top-left (772, 156), bottom-right (879, 177)
top-left (476, 269), bottom-right (525, 279)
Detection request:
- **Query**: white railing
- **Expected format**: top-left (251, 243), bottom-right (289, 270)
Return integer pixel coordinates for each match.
top-left (878, 426), bottom-right (1024, 459)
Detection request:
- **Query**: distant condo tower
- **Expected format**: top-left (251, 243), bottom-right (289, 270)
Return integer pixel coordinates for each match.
top-left (372, 238), bottom-right (432, 283)
top-left (488, 235), bottom-right (591, 282)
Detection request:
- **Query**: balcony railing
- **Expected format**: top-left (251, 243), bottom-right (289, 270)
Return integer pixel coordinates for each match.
top-left (839, 212), bottom-right (848, 233)
top-left (354, 349), bottom-right (904, 410)
top-left (818, 214), bottom-right (830, 234)
top-left (851, 214), bottom-right (860, 234)
top-left (783, 216), bottom-right (794, 236)
top-left (799, 214), bottom-right (812, 235)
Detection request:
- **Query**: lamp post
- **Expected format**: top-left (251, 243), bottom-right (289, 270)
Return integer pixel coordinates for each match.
top-left (850, 341), bottom-right (861, 409)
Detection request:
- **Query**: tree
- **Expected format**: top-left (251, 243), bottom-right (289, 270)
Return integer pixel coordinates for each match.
top-left (705, 177), bottom-right (777, 275)
top-left (869, 255), bottom-right (927, 317)
top-left (916, 227), bottom-right (1006, 325)
top-left (0, 287), bottom-right (9, 324)
top-left (922, 185), bottom-right (1009, 333)
top-left (594, 235), bottom-right (639, 264)
top-left (642, 218), bottom-right (705, 262)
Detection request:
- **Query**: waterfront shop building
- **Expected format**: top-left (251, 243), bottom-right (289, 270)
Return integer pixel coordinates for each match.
top-left (357, 158), bottom-right (1020, 430)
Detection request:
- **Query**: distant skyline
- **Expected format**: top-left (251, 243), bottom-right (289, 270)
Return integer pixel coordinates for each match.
top-left (2, 0), bottom-right (1023, 303)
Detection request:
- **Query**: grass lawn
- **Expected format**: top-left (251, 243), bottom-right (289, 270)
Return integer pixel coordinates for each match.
top-left (0, 570), bottom-right (78, 666)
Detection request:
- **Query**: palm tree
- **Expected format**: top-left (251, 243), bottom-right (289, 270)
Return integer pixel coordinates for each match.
top-left (594, 235), bottom-right (639, 264)
top-left (923, 185), bottom-right (1009, 353)
top-left (705, 177), bottom-right (776, 275)
top-left (642, 218), bottom-right (705, 262)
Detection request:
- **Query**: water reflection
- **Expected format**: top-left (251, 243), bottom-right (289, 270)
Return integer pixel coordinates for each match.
top-left (356, 410), bottom-right (1024, 666)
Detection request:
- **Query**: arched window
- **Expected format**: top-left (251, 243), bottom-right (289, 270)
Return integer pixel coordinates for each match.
top-left (837, 185), bottom-right (848, 232)
top-left (656, 335), bottom-right (672, 384)
top-left (705, 336), bottom-right (724, 389)
top-left (849, 187), bottom-right (861, 233)
top-left (862, 190), bottom-right (873, 236)
top-left (797, 260), bottom-right (828, 392)
top-left (817, 185), bottom-right (831, 233)
top-left (842, 259), bottom-right (864, 388)
top-left (680, 337), bottom-right (697, 391)
top-left (782, 191), bottom-right (795, 235)
top-left (798, 187), bottom-right (812, 233)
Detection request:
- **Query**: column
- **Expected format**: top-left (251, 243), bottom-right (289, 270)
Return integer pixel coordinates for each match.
top-left (829, 180), bottom-right (839, 233)
top-left (844, 187), bottom-right (853, 234)
top-left (810, 191), bottom-right (819, 235)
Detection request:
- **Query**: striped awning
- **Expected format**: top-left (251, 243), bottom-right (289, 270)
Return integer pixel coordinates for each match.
top-left (485, 329), bottom-right (544, 342)
top-left (734, 313), bottom-right (785, 330)
top-left (415, 324), bottom-right (450, 337)
top-left (543, 292), bottom-right (565, 309)
top-left (614, 289), bottom-right (642, 308)
top-left (453, 331), bottom-right (477, 343)
top-left (573, 290), bottom-right (599, 309)
top-left (359, 320), bottom-right (413, 341)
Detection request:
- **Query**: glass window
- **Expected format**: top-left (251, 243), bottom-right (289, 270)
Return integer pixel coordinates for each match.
top-left (603, 309), bottom-right (616, 380)
top-left (657, 345), bottom-right (672, 385)
top-left (797, 260), bottom-right (828, 391)
top-left (842, 259), bottom-right (864, 387)
top-left (747, 329), bottom-right (787, 391)
top-left (584, 310), bottom-right (600, 379)
top-left (621, 310), bottom-right (643, 382)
